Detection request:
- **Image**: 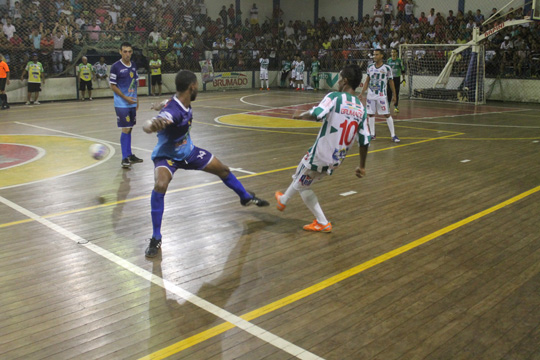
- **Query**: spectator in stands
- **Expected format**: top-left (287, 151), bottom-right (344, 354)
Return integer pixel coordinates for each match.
top-left (384, 0), bottom-right (393, 25)
top-left (427, 8), bottom-right (436, 25)
top-left (219, 6), bottom-right (228, 28)
top-left (418, 12), bottom-right (428, 25)
top-left (404, 0), bottom-right (415, 23)
top-left (86, 19), bottom-right (101, 42)
top-left (52, 24), bottom-right (66, 74)
top-left (94, 56), bottom-right (108, 88)
top-left (10, 2), bottom-right (22, 20)
top-left (250, 3), bottom-right (259, 25)
top-left (500, 35), bottom-right (513, 75)
top-left (373, 4), bottom-right (384, 25)
top-left (29, 25), bottom-right (42, 51)
top-left (474, 9), bottom-right (485, 24)
top-left (447, 10), bottom-right (456, 26)
top-left (2, 17), bottom-right (15, 40)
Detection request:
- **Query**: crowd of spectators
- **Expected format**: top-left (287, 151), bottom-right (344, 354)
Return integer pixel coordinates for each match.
top-left (1, 0), bottom-right (539, 80)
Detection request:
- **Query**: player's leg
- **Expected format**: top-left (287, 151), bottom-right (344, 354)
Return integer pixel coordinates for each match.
top-left (394, 78), bottom-right (401, 110)
top-left (88, 80), bottom-right (93, 100)
top-left (158, 76), bottom-right (162, 96)
top-left (33, 86), bottom-right (40, 103)
top-left (379, 98), bottom-right (399, 142)
top-left (151, 76), bottom-right (156, 96)
top-left (194, 147), bottom-right (268, 206)
top-left (366, 98), bottom-right (376, 139)
top-left (146, 162), bottom-right (174, 257)
top-left (80, 80), bottom-right (85, 100)
top-left (299, 188), bottom-right (331, 232)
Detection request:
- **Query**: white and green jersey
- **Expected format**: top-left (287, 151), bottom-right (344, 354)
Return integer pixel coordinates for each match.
top-left (295, 60), bottom-right (305, 74)
top-left (367, 63), bottom-right (393, 97)
top-left (259, 57), bottom-right (269, 70)
top-left (306, 92), bottom-right (369, 173)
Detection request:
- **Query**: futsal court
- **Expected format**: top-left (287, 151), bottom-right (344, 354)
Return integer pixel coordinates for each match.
top-left (1, 90), bottom-right (540, 359)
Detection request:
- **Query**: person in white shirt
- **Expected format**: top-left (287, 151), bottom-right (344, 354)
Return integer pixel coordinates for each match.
top-left (259, 52), bottom-right (270, 90)
top-left (2, 17), bottom-right (15, 40)
top-left (427, 8), bottom-right (436, 26)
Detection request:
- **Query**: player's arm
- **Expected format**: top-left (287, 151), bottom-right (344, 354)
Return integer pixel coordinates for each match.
top-left (388, 76), bottom-right (397, 105)
top-left (360, 75), bottom-right (370, 97)
top-left (292, 109), bottom-right (316, 120)
top-left (143, 115), bottom-right (172, 134)
top-left (20, 68), bottom-right (27, 80)
top-left (110, 84), bottom-right (137, 104)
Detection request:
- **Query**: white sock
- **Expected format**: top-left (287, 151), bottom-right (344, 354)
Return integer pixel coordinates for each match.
top-left (368, 116), bottom-right (376, 136)
top-left (280, 180), bottom-right (298, 204)
top-left (386, 116), bottom-right (395, 137)
top-left (301, 83), bottom-right (304, 89)
top-left (299, 189), bottom-right (328, 225)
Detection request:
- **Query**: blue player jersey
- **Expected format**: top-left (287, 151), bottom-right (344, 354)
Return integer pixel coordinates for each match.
top-left (109, 60), bottom-right (138, 108)
top-left (151, 96), bottom-right (194, 161)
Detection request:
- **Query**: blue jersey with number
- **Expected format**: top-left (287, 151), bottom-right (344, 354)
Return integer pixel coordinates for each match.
top-left (109, 60), bottom-right (138, 108)
top-left (151, 96), bottom-right (194, 161)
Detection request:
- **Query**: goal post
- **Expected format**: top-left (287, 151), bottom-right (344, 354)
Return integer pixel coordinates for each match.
top-left (399, 43), bottom-right (486, 105)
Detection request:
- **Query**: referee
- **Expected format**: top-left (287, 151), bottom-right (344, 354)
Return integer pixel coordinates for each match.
top-left (387, 48), bottom-right (405, 113)
top-left (0, 54), bottom-right (9, 110)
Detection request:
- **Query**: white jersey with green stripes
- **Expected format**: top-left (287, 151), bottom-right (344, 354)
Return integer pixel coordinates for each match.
top-left (306, 91), bottom-right (369, 174)
top-left (367, 63), bottom-right (393, 98)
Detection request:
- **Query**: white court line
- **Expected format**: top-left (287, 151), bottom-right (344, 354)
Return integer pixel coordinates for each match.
top-left (340, 191), bottom-right (357, 197)
top-left (240, 94), bottom-right (275, 108)
top-left (0, 143), bottom-right (46, 170)
top-left (461, 159), bottom-right (471, 163)
top-left (0, 134), bottom-right (116, 190)
top-left (230, 167), bottom-right (257, 175)
top-left (15, 121), bottom-right (152, 152)
top-left (0, 194), bottom-right (323, 360)
top-left (398, 110), bottom-right (540, 128)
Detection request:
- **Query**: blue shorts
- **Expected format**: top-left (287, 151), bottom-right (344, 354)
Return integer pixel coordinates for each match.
top-left (115, 107), bottom-right (137, 128)
top-left (153, 146), bottom-right (214, 175)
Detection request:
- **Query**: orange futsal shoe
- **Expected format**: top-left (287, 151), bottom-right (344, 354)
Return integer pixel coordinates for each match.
top-left (303, 220), bottom-right (332, 233)
top-left (275, 191), bottom-right (286, 211)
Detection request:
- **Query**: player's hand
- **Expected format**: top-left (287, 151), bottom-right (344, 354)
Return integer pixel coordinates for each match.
top-left (401, 79), bottom-right (406, 85)
top-left (151, 99), bottom-right (167, 111)
top-left (143, 117), bottom-right (172, 133)
top-left (355, 167), bottom-right (366, 179)
top-left (125, 96), bottom-right (137, 105)
top-left (6, 79), bottom-right (10, 86)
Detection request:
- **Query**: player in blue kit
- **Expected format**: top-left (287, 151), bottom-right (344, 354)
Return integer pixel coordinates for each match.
top-left (142, 70), bottom-right (269, 257)
top-left (109, 42), bottom-right (143, 168)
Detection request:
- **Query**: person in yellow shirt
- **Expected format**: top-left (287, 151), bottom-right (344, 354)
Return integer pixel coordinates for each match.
top-left (149, 52), bottom-right (162, 96)
top-left (77, 56), bottom-right (94, 100)
top-left (0, 54), bottom-right (10, 110)
top-left (20, 53), bottom-right (45, 105)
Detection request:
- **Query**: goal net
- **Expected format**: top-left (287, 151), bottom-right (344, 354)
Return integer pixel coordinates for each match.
top-left (399, 43), bottom-right (486, 105)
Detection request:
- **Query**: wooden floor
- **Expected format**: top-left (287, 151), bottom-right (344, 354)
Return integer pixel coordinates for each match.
top-left (1, 90), bottom-right (540, 360)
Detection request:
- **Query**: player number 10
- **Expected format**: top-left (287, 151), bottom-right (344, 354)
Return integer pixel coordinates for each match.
top-left (339, 120), bottom-right (358, 146)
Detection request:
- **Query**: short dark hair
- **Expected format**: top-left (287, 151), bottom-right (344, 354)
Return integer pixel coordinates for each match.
top-left (120, 41), bottom-right (132, 50)
top-left (374, 48), bottom-right (385, 58)
top-left (175, 70), bottom-right (197, 92)
top-left (341, 64), bottom-right (362, 90)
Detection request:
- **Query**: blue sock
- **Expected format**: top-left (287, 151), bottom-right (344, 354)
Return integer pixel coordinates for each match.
top-left (126, 132), bottom-right (132, 156)
top-left (120, 132), bottom-right (130, 159)
top-left (222, 172), bottom-right (251, 202)
top-left (151, 190), bottom-right (165, 240)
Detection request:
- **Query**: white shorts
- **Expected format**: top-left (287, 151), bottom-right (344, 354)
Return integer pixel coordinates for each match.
top-left (260, 69), bottom-right (268, 80)
top-left (366, 96), bottom-right (390, 115)
top-left (291, 70), bottom-right (296, 79)
top-left (291, 158), bottom-right (327, 190)
top-left (295, 71), bottom-right (304, 81)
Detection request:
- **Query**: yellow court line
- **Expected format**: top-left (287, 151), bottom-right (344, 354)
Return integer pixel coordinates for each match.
top-left (0, 135), bottom-right (457, 229)
top-left (141, 182), bottom-right (540, 360)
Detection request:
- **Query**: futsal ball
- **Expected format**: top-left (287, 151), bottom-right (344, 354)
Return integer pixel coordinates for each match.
top-left (89, 143), bottom-right (107, 160)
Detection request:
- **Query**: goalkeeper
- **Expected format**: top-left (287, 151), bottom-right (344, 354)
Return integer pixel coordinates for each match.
top-left (387, 48), bottom-right (405, 113)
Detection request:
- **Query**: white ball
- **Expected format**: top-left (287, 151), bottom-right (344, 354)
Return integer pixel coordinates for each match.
top-left (89, 143), bottom-right (107, 160)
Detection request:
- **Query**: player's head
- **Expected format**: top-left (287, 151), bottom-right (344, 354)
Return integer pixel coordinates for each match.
top-left (81, 56), bottom-right (87, 64)
top-left (175, 70), bottom-right (198, 101)
top-left (119, 42), bottom-right (133, 62)
top-left (153, 52), bottom-right (158, 60)
top-left (391, 48), bottom-right (398, 58)
top-left (31, 53), bottom-right (38, 62)
top-left (338, 64), bottom-right (362, 91)
top-left (99, 56), bottom-right (105, 63)
top-left (373, 49), bottom-right (384, 62)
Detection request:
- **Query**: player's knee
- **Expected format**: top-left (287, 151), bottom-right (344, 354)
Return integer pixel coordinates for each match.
top-left (154, 180), bottom-right (169, 193)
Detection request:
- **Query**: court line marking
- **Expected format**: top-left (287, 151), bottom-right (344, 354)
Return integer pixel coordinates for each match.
top-left (230, 167), bottom-right (257, 175)
top-left (340, 191), bottom-right (357, 196)
top-left (15, 121), bottom-right (152, 153)
top-left (0, 194), bottom-right (324, 360)
top-left (0, 143), bottom-right (46, 170)
top-left (240, 94), bottom-right (275, 108)
top-left (0, 134), bottom-right (462, 228)
top-left (0, 134), bottom-right (116, 190)
top-left (141, 182), bottom-right (540, 360)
